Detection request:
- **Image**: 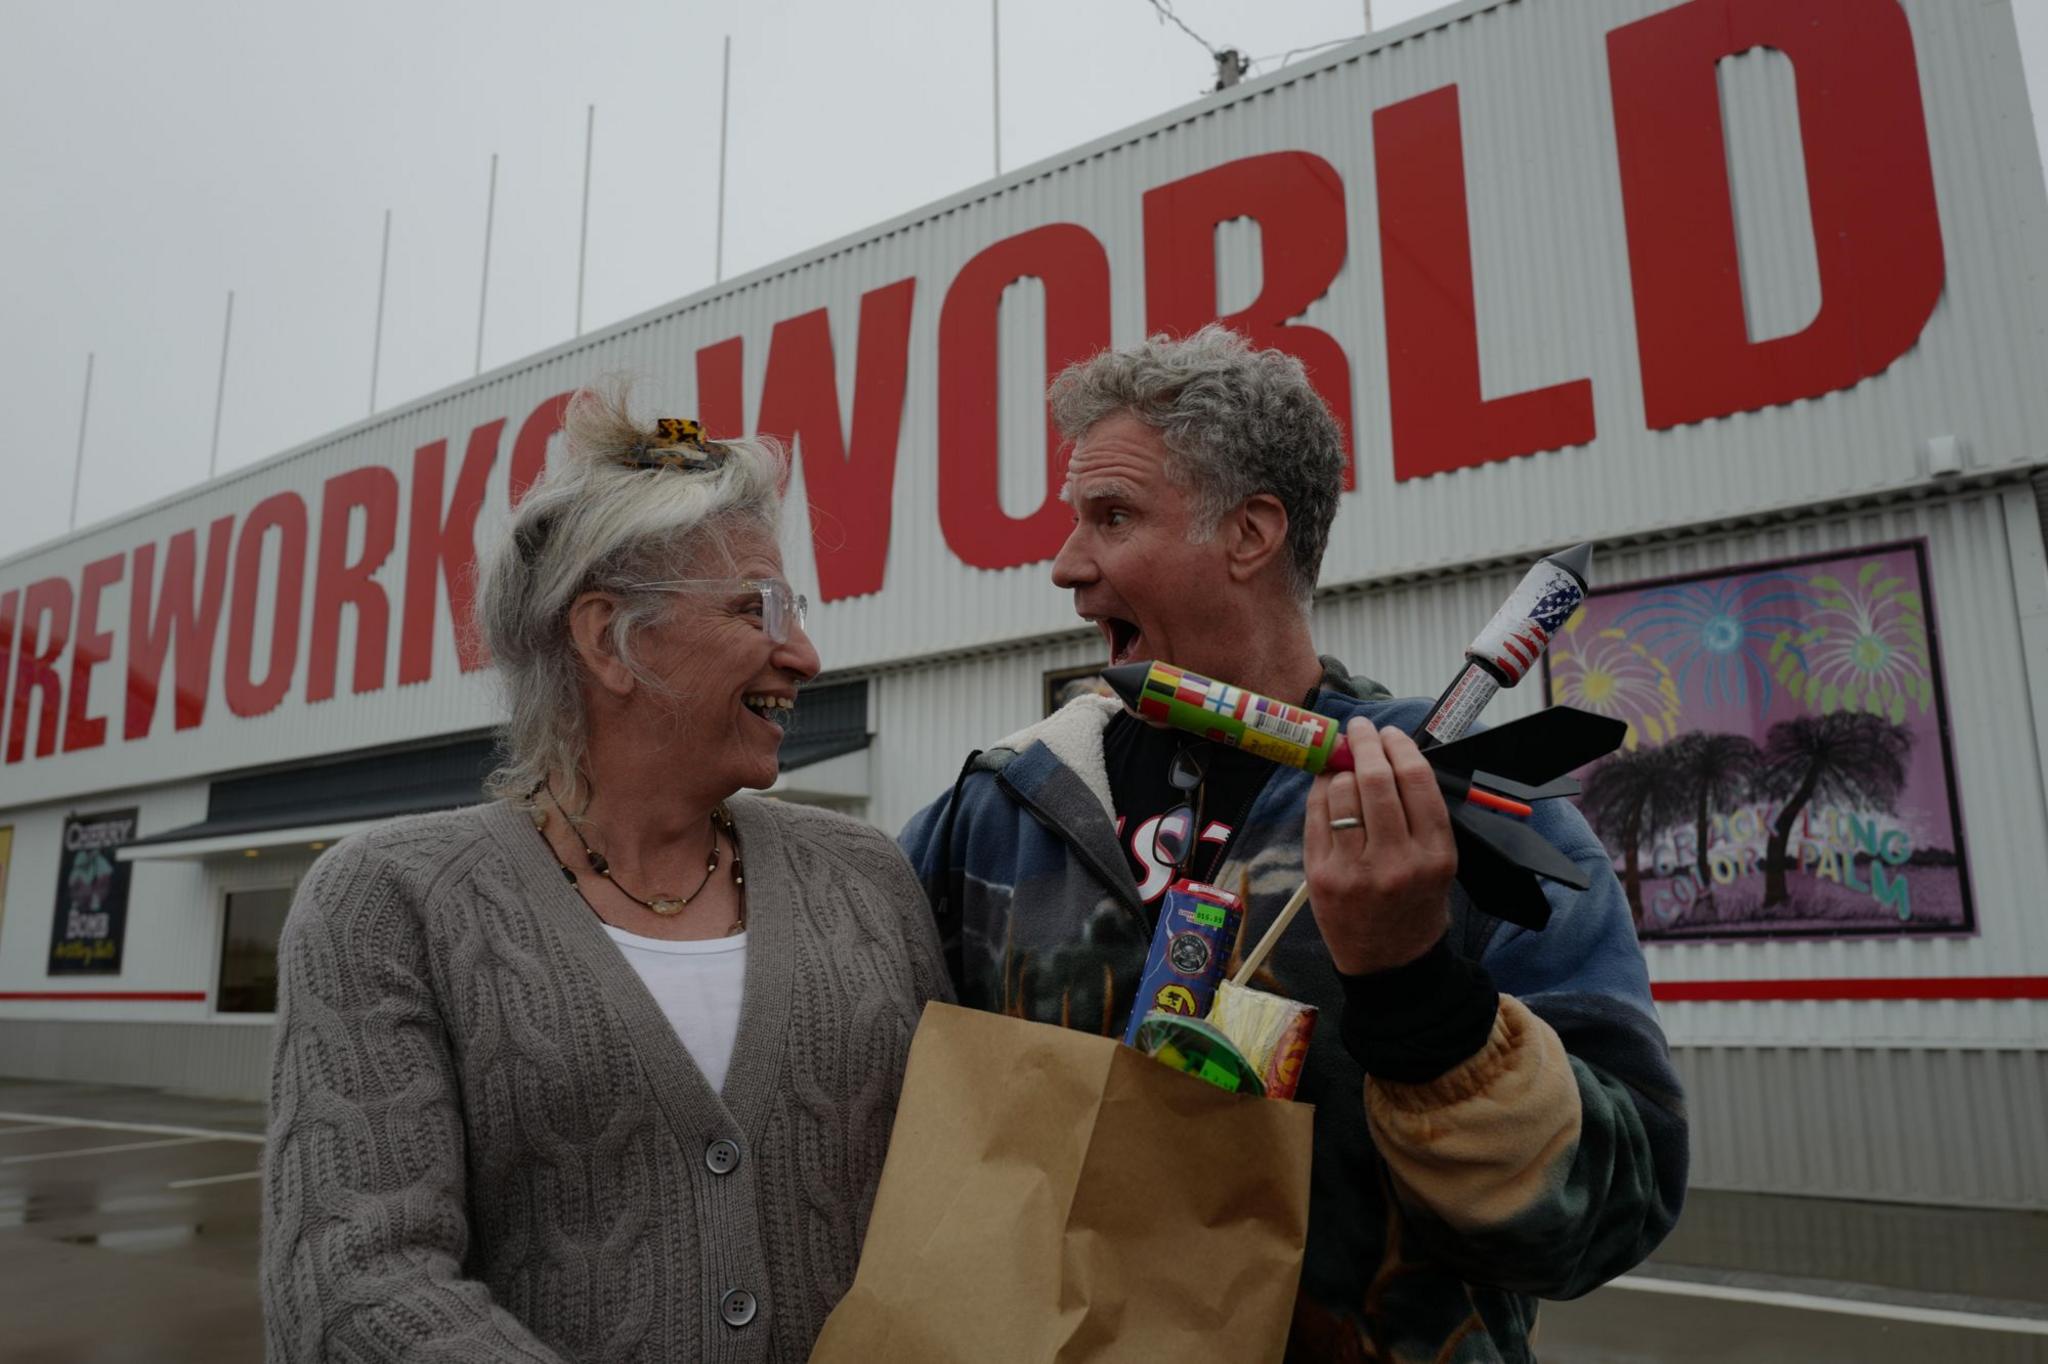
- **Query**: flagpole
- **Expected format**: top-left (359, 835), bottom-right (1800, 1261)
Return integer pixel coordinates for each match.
top-left (991, 0), bottom-right (1002, 175)
top-left (69, 352), bottom-right (94, 529)
top-left (370, 209), bottom-right (391, 415)
top-left (577, 105), bottom-right (594, 335)
top-left (209, 290), bottom-right (234, 476)
top-left (715, 37), bottom-right (731, 283)
top-left (476, 152), bottom-right (498, 375)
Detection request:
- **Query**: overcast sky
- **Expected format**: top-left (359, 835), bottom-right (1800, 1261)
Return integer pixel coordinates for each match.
top-left (4, 0), bottom-right (2046, 563)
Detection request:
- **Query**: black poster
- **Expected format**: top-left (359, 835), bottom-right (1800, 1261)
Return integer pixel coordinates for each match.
top-left (48, 808), bottom-right (138, 975)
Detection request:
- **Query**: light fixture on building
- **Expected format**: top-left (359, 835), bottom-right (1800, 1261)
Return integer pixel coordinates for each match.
top-left (243, 849), bottom-right (260, 858)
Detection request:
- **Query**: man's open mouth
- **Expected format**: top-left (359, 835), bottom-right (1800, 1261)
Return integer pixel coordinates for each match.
top-left (1100, 618), bottom-right (1143, 666)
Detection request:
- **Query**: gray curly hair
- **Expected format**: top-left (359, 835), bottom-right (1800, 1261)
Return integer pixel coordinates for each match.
top-left (475, 379), bottom-right (787, 804)
top-left (1047, 324), bottom-right (1344, 607)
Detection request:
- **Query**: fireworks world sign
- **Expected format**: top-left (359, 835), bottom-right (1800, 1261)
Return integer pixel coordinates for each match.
top-left (1546, 542), bottom-right (1973, 941)
top-left (1, 0), bottom-right (2042, 810)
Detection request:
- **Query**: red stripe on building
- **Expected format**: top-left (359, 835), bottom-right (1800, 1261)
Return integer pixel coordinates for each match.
top-left (0, 991), bottom-right (208, 1002)
top-left (1653, 977), bottom-right (2048, 1002)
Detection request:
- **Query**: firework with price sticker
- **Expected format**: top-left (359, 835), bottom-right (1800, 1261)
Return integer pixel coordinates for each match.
top-left (1121, 879), bottom-right (1245, 1047)
top-left (1417, 543), bottom-right (1593, 749)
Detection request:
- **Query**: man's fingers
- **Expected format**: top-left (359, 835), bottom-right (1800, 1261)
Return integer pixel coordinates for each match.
top-left (1382, 724), bottom-right (1454, 859)
top-left (1346, 717), bottom-right (1410, 844)
top-left (1324, 746), bottom-right (1367, 849)
top-left (1305, 772), bottom-right (1332, 868)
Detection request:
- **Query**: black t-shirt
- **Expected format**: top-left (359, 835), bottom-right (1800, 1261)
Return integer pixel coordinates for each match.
top-left (1103, 709), bottom-right (1278, 912)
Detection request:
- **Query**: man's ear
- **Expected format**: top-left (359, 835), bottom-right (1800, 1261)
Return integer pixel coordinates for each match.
top-left (1223, 493), bottom-right (1292, 586)
top-left (568, 592), bottom-right (636, 698)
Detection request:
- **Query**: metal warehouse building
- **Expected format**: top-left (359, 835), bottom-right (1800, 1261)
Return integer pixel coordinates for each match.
top-left (2, 0), bottom-right (2044, 1211)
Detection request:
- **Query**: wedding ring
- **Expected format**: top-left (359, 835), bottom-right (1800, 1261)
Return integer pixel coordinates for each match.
top-left (1328, 816), bottom-right (1364, 831)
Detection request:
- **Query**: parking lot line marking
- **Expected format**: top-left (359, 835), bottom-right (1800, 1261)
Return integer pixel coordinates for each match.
top-left (0, 1122), bottom-right (81, 1136)
top-left (1609, 1274), bottom-right (2048, 1335)
top-left (1, 1135), bottom-right (218, 1165)
top-left (0, 1110), bottom-right (264, 1145)
top-left (168, 1169), bottom-right (263, 1189)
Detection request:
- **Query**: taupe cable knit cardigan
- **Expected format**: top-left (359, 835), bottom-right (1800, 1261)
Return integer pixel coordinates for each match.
top-left (261, 796), bottom-right (949, 1362)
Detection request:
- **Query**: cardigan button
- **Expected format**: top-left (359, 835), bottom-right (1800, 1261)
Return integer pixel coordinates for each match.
top-left (705, 1139), bottom-right (741, 1175)
top-left (720, 1288), bottom-right (758, 1328)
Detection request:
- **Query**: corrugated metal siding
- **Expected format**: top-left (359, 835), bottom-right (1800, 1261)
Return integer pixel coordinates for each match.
top-left (0, 1018), bottom-right (271, 1103)
top-left (1676, 1044), bottom-right (2048, 1208)
top-left (3, 0), bottom-right (2046, 810)
top-left (869, 633), bottom-right (1106, 835)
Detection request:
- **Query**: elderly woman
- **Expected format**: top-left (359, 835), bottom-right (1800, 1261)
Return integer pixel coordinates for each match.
top-left (261, 386), bottom-right (948, 1362)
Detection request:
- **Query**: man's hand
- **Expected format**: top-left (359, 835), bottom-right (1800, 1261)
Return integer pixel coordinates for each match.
top-left (1304, 718), bottom-right (1457, 976)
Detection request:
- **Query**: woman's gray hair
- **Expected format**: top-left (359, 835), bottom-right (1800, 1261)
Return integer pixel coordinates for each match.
top-left (476, 379), bottom-right (786, 804)
top-left (1047, 324), bottom-right (1343, 607)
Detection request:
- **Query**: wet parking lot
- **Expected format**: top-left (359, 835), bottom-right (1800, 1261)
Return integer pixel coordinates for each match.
top-left (0, 1080), bottom-right (266, 1364)
top-left (0, 1076), bottom-right (2042, 1363)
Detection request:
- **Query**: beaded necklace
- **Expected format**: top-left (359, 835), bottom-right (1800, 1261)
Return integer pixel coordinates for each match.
top-left (537, 787), bottom-right (746, 935)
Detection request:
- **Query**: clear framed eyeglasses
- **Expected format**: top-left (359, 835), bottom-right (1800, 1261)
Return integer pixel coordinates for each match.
top-left (629, 577), bottom-right (810, 643)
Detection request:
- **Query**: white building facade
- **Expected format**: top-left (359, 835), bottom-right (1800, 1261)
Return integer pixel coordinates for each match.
top-left (1, 0), bottom-right (2044, 1208)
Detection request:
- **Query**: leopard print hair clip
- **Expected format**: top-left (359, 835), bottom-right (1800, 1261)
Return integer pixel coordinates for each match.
top-left (620, 417), bottom-right (732, 471)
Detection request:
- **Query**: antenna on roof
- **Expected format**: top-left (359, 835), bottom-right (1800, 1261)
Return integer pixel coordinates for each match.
top-left (577, 106), bottom-right (595, 335)
top-left (716, 38), bottom-right (732, 283)
top-left (476, 153), bottom-right (498, 375)
top-left (69, 352), bottom-right (93, 529)
top-left (370, 210), bottom-right (390, 415)
top-left (209, 291), bottom-right (234, 477)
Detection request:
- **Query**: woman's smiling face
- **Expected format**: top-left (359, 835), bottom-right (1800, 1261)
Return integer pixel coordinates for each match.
top-left (626, 524), bottom-right (822, 794)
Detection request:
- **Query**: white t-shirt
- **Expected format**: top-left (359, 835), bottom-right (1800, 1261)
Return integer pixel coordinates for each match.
top-left (601, 925), bottom-right (748, 1095)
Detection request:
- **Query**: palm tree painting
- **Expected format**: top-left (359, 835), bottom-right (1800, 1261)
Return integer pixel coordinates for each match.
top-left (1663, 732), bottom-right (1761, 896)
top-left (1754, 713), bottom-right (1912, 907)
top-left (1578, 748), bottom-right (1680, 927)
top-left (1544, 541), bottom-right (1973, 939)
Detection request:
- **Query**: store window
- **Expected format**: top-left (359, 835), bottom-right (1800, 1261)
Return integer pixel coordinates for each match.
top-left (218, 887), bottom-right (294, 1014)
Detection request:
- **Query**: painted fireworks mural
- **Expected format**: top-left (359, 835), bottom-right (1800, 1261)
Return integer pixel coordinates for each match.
top-left (1544, 542), bottom-right (1972, 941)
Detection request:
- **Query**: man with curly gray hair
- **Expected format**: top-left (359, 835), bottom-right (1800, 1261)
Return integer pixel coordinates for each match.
top-left (902, 326), bottom-right (1686, 1362)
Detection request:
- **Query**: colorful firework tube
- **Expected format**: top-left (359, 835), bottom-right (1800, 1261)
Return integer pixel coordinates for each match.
top-left (1417, 542), bottom-right (1593, 750)
top-left (1102, 660), bottom-right (1347, 773)
top-left (1121, 879), bottom-right (1245, 1047)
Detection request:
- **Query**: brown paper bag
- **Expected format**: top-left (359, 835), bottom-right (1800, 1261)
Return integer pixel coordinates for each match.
top-left (812, 1002), bottom-right (1314, 1363)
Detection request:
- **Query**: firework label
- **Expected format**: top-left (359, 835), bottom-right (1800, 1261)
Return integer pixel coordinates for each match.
top-left (48, 808), bottom-right (137, 975)
top-left (1116, 661), bottom-right (1345, 772)
top-left (1420, 669), bottom-right (1501, 747)
top-left (1122, 880), bottom-right (1244, 1047)
top-left (1470, 550), bottom-right (1591, 687)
